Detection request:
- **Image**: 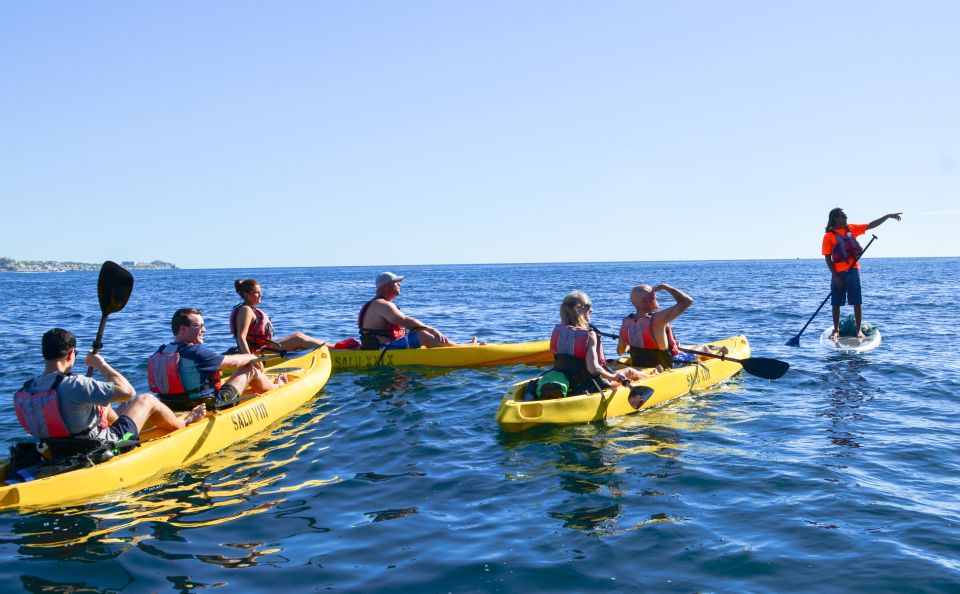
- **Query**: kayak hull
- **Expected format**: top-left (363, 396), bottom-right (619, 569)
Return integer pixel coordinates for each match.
top-left (327, 340), bottom-right (552, 370)
top-left (496, 335), bottom-right (749, 433)
top-left (0, 347), bottom-right (332, 511)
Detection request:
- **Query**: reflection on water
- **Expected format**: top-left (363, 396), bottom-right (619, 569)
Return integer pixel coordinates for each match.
top-left (499, 387), bottom-right (736, 536)
top-left (4, 404), bottom-right (339, 566)
top-left (351, 368), bottom-right (422, 405)
top-left (21, 571), bottom-right (135, 593)
top-left (499, 380), bottom-right (742, 536)
top-left (350, 365), bottom-right (472, 402)
top-left (819, 355), bottom-right (874, 452)
top-left (166, 574), bottom-right (228, 592)
top-left (362, 507), bottom-right (418, 523)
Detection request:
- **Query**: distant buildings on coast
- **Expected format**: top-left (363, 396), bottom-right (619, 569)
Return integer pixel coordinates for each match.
top-left (0, 257), bottom-right (177, 272)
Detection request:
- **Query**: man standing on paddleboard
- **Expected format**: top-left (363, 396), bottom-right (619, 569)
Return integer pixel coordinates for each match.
top-left (822, 208), bottom-right (902, 339)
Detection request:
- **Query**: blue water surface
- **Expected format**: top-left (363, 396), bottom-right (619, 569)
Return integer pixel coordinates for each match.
top-left (0, 259), bottom-right (958, 592)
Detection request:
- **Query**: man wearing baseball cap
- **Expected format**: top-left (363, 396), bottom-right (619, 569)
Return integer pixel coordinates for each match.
top-left (357, 272), bottom-right (475, 350)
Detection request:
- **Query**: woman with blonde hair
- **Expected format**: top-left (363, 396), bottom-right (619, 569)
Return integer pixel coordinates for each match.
top-left (231, 279), bottom-right (327, 355)
top-left (546, 291), bottom-right (654, 396)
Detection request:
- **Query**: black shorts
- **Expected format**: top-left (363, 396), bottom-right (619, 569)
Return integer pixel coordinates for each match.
top-left (106, 414), bottom-right (139, 441)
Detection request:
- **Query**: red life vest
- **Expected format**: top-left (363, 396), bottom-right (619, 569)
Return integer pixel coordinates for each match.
top-left (550, 324), bottom-right (605, 362)
top-left (148, 343), bottom-right (222, 396)
top-left (14, 374), bottom-right (109, 439)
top-left (230, 303), bottom-right (275, 349)
top-left (830, 228), bottom-right (863, 266)
top-left (620, 314), bottom-right (679, 355)
top-left (358, 300), bottom-right (405, 347)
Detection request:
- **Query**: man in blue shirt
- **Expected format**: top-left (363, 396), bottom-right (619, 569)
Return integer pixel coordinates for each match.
top-left (149, 308), bottom-right (284, 408)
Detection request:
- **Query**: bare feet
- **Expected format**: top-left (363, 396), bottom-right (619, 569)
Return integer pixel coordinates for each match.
top-left (184, 404), bottom-right (206, 425)
top-left (274, 373), bottom-right (288, 385)
top-left (469, 337), bottom-right (488, 345)
top-left (829, 329), bottom-right (840, 340)
top-left (856, 331), bottom-right (866, 339)
top-left (718, 346), bottom-right (729, 356)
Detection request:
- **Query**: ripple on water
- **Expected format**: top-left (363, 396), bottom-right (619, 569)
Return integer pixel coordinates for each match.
top-left (2, 260), bottom-right (960, 591)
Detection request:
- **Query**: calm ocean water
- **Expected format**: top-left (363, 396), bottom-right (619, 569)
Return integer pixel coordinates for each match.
top-left (0, 259), bottom-right (958, 593)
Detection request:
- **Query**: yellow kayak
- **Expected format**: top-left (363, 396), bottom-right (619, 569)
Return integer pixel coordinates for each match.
top-left (325, 340), bottom-right (552, 370)
top-left (0, 346), bottom-right (332, 511)
top-left (495, 336), bottom-right (749, 433)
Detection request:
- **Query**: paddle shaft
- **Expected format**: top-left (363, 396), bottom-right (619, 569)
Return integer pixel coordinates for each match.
top-left (678, 347), bottom-right (746, 365)
top-left (678, 347), bottom-right (789, 380)
top-left (786, 234), bottom-right (877, 346)
top-left (86, 315), bottom-right (109, 377)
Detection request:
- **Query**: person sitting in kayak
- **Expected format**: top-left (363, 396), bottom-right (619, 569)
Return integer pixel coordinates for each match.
top-left (358, 272), bottom-right (480, 350)
top-left (15, 328), bottom-right (206, 452)
top-left (822, 208), bottom-right (902, 340)
top-left (618, 284), bottom-right (728, 368)
top-left (548, 291), bottom-right (653, 396)
top-left (230, 278), bottom-right (327, 355)
top-left (148, 308), bottom-right (286, 410)
top-left (617, 283), bottom-right (693, 368)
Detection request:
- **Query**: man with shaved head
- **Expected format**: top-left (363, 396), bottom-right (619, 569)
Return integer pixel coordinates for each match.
top-left (616, 284), bottom-right (694, 368)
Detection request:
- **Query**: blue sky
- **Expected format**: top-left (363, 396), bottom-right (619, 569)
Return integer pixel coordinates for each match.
top-left (2, 1), bottom-right (957, 268)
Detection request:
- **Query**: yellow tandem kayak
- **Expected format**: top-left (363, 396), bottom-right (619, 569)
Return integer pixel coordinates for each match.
top-left (326, 340), bottom-right (552, 370)
top-left (495, 336), bottom-right (749, 433)
top-left (0, 346), bottom-right (332, 511)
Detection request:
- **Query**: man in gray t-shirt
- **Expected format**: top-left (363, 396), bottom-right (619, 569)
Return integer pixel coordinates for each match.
top-left (25, 372), bottom-right (116, 440)
top-left (16, 328), bottom-right (206, 443)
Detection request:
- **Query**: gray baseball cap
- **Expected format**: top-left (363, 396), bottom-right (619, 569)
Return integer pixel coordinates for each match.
top-left (375, 271), bottom-right (404, 288)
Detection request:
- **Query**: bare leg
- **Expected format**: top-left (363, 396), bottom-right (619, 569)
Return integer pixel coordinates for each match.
top-left (278, 332), bottom-right (326, 351)
top-left (121, 393), bottom-right (206, 432)
top-left (853, 304), bottom-right (864, 337)
top-left (225, 362), bottom-right (283, 395)
top-left (831, 306), bottom-right (841, 338)
top-left (414, 330), bottom-right (486, 348)
top-left (417, 329), bottom-right (454, 348)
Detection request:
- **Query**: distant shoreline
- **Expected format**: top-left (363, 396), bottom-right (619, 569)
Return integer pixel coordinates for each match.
top-left (0, 257), bottom-right (176, 273)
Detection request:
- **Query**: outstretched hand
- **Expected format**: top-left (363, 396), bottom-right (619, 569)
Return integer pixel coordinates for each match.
top-left (887, 212), bottom-right (903, 221)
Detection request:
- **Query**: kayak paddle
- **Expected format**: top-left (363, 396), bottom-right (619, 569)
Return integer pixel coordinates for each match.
top-left (786, 234), bottom-right (877, 347)
top-left (625, 384), bottom-right (655, 410)
top-left (87, 261), bottom-right (134, 377)
top-left (677, 347), bottom-right (789, 380)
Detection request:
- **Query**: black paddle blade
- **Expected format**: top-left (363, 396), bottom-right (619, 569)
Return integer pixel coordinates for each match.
top-left (741, 357), bottom-right (790, 380)
top-left (628, 386), bottom-right (654, 410)
top-left (785, 335), bottom-right (800, 347)
top-left (97, 261), bottom-right (134, 315)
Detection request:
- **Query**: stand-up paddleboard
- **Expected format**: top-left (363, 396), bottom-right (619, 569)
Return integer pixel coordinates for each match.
top-left (820, 326), bottom-right (882, 353)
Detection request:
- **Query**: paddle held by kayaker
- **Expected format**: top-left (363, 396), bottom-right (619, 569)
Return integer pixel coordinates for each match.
top-left (14, 328), bottom-right (205, 452)
top-left (231, 278), bottom-right (327, 355)
top-left (147, 308), bottom-right (286, 410)
top-left (822, 208), bottom-right (902, 339)
top-left (358, 272), bottom-right (481, 349)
